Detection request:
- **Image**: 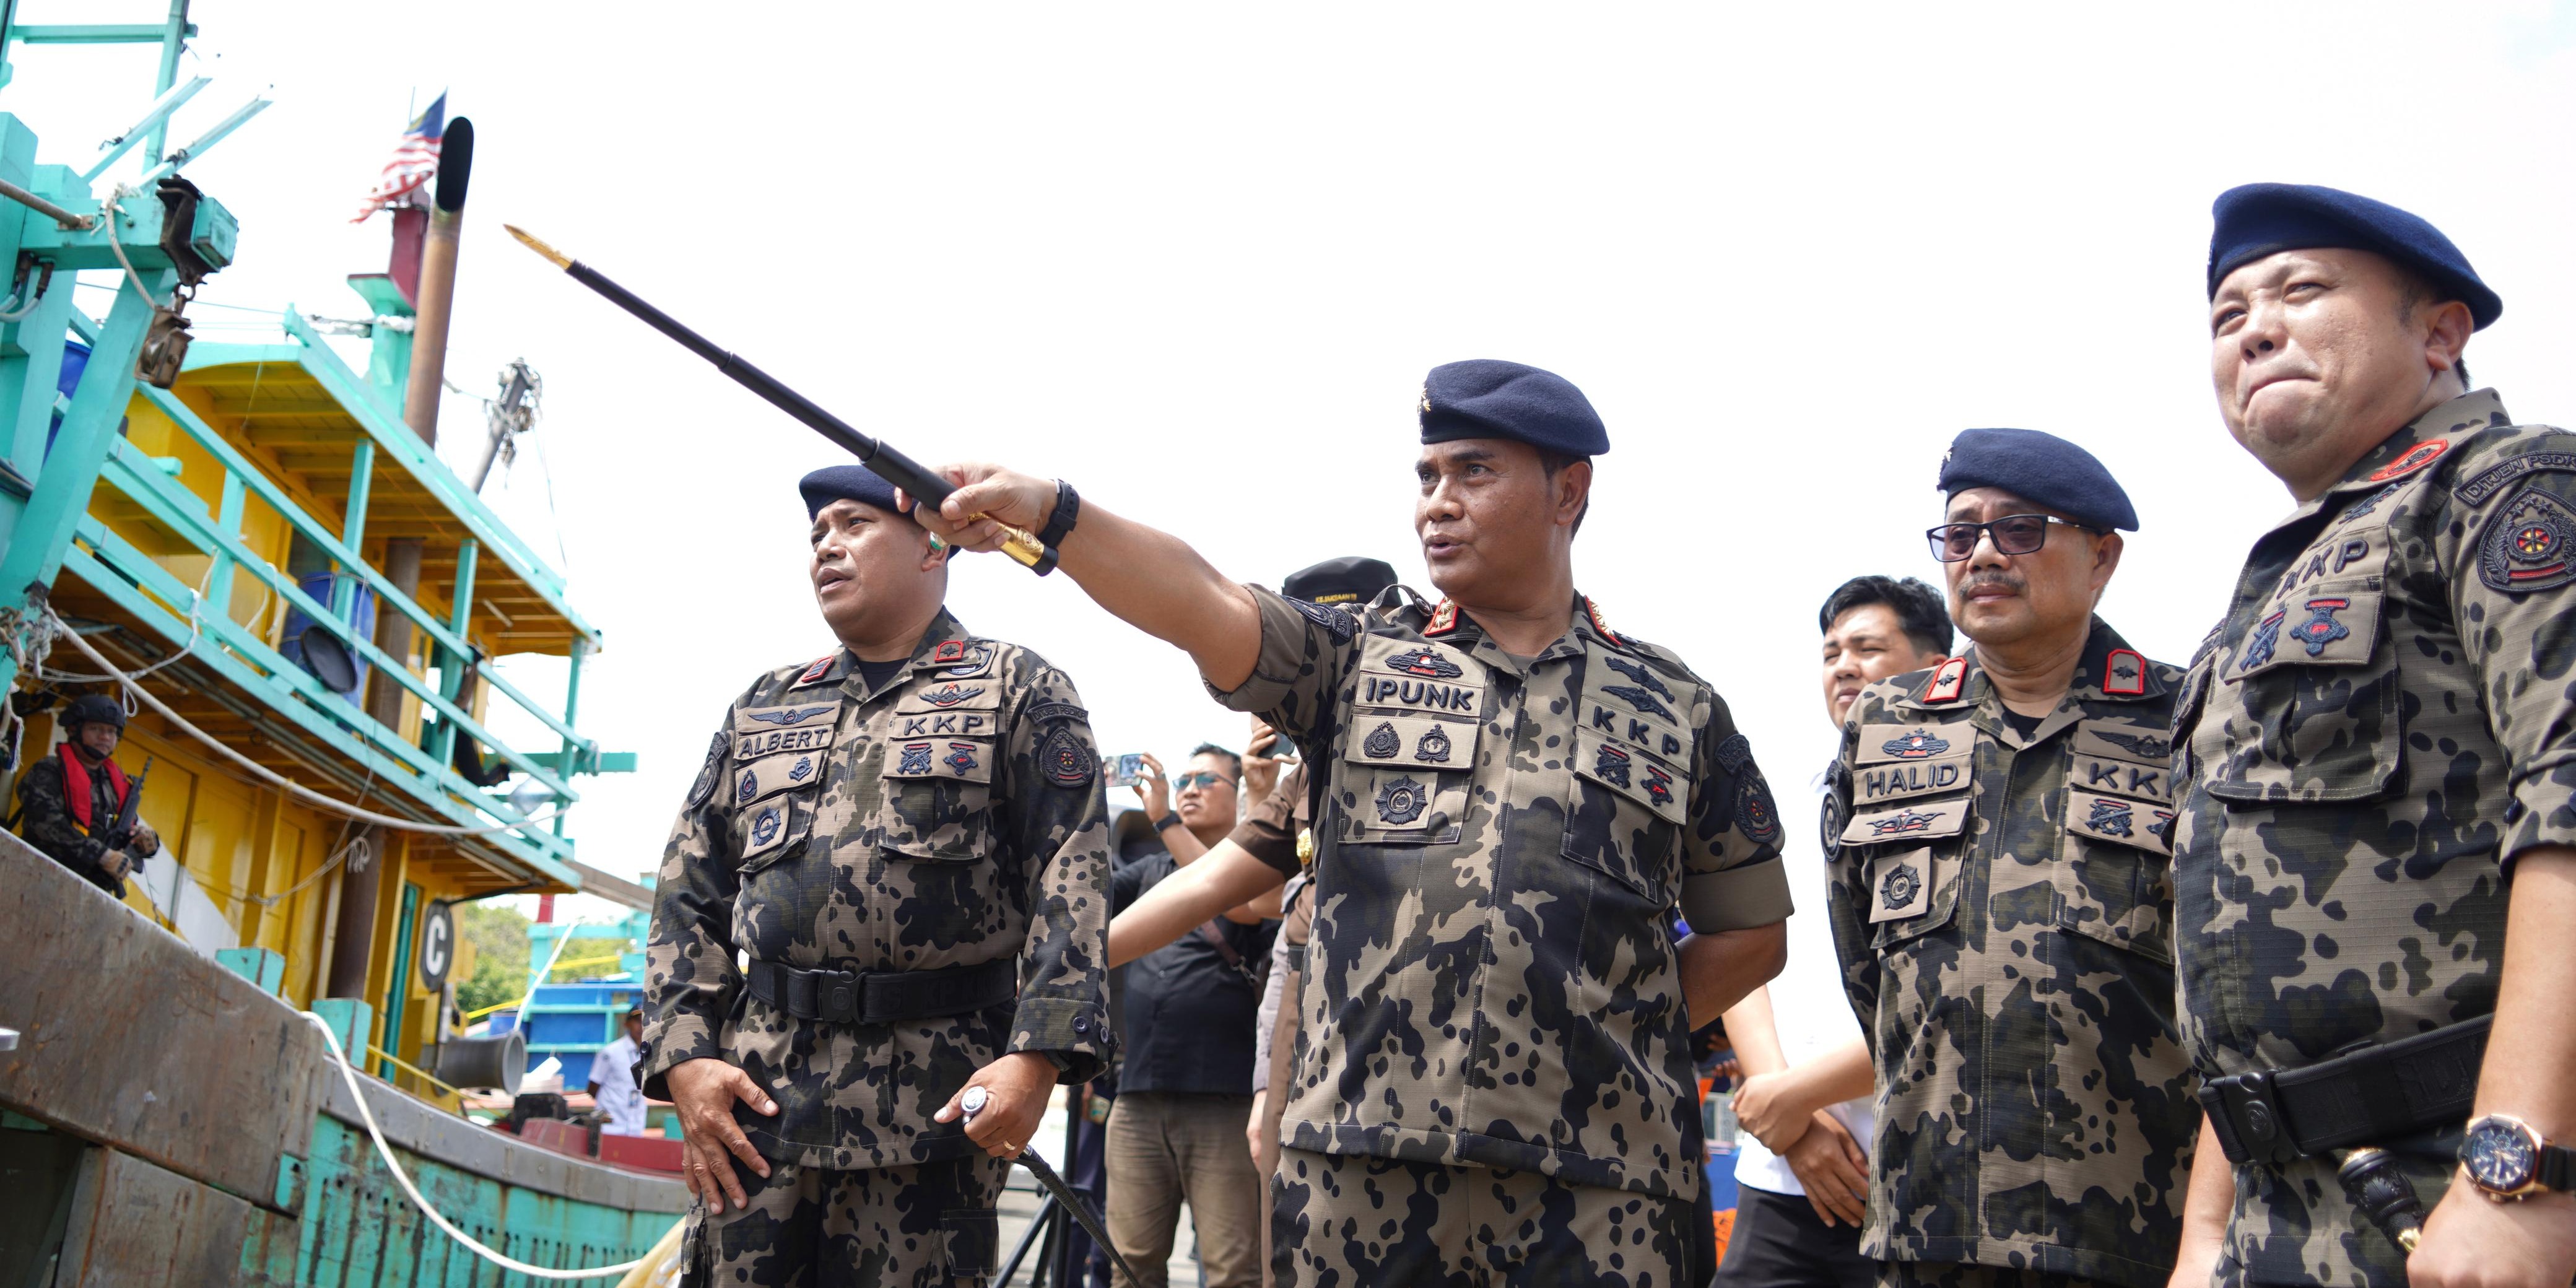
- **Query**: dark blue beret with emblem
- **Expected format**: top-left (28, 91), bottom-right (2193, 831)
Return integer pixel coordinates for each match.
top-left (1938, 428), bottom-right (2138, 533)
top-left (1419, 360), bottom-right (1609, 456)
top-left (1282, 556), bottom-right (1398, 606)
top-left (2208, 183), bottom-right (2500, 330)
top-left (799, 464), bottom-right (907, 521)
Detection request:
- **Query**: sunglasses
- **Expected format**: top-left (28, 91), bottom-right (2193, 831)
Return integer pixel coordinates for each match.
top-left (1925, 514), bottom-right (2099, 562)
top-left (1173, 772), bottom-right (1236, 791)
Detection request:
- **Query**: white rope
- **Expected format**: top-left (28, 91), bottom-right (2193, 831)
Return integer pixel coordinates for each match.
top-left (298, 1010), bottom-right (660, 1280)
top-left (45, 610), bottom-right (565, 837)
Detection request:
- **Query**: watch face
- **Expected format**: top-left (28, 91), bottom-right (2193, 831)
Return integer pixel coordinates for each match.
top-left (2466, 1119), bottom-right (2539, 1192)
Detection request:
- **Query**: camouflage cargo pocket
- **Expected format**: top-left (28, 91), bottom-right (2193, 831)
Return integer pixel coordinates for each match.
top-left (733, 792), bottom-right (813, 873)
top-left (1561, 724), bottom-right (1684, 903)
top-left (2209, 583), bottom-right (2403, 805)
top-left (1866, 841), bottom-right (1960, 951)
top-left (2056, 720), bottom-right (2177, 961)
top-left (938, 1206), bottom-right (999, 1279)
top-left (1334, 709), bottom-right (1477, 846)
top-left (876, 734), bottom-right (999, 862)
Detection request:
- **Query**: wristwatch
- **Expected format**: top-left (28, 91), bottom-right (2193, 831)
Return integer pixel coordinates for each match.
top-left (1152, 812), bottom-right (1183, 834)
top-left (2460, 1113), bottom-right (2576, 1201)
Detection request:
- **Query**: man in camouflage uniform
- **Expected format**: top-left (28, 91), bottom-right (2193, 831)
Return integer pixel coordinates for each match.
top-left (2169, 185), bottom-right (2576, 1288)
top-left (916, 359), bottom-right (1794, 1287)
top-left (1825, 429), bottom-right (2199, 1288)
top-left (15, 693), bottom-right (160, 897)
top-left (640, 464), bottom-right (1113, 1286)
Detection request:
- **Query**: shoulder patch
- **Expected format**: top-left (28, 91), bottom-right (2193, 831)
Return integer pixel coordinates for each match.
top-left (2478, 484), bottom-right (2576, 594)
top-left (793, 655), bottom-right (836, 686)
top-left (1424, 600), bottom-right (1460, 637)
top-left (2101, 648), bottom-right (2146, 696)
top-left (686, 731), bottom-right (727, 809)
top-left (1921, 657), bottom-right (1969, 704)
top-left (1711, 731), bottom-right (1754, 773)
top-left (2365, 437), bottom-right (2448, 482)
top-left (1039, 723), bottom-right (1095, 789)
top-left (1286, 596), bottom-right (1357, 643)
top-left (2456, 450), bottom-right (2576, 507)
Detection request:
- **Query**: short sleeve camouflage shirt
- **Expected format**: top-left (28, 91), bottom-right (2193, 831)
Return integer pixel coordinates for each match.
top-left (1824, 619), bottom-right (2198, 1288)
top-left (640, 609), bottom-right (1112, 1171)
top-left (2172, 389), bottom-right (2576, 1286)
top-left (1212, 585), bottom-right (1793, 1198)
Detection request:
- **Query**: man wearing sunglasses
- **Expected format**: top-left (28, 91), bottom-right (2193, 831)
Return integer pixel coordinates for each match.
top-left (1823, 430), bottom-right (2199, 1288)
top-left (2168, 185), bottom-right (2576, 1288)
top-left (910, 359), bottom-right (1793, 1288)
top-left (1105, 742), bottom-right (1275, 1288)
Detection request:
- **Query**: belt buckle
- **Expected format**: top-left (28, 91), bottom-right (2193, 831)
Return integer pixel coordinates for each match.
top-left (817, 968), bottom-right (862, 1024)
top-left (2213, 1069), bottom-right (2299, 1165)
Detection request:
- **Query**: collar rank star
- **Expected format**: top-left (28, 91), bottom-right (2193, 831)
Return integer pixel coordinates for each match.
top-left (2366, 437), bottom-right (2448, 482)
top-left (931, 639), bottom-right (969, 666)
top-left (793, 655), bottom-right (835, 686)
top-left (1922, 658), bottom-right (1969, 704)
top-left (2103, 648), bottom-right (2146, 696)
top-left (1424, 600), bottom-right (1460, 637)
top-left (1583, 597), bottom-right (1623, 646)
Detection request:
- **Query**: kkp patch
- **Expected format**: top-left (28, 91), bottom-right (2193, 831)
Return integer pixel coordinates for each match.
top-left (2479, 485), bottom-right (2576, 594)
top-left (1040, 723), bottom-right (1094, 789)
top-left (2366, 437), bottom-right (2448, 482)
top-left (687, 731), bottom-right (726, 809)
top-left (1289, 597), bottom-right (1359, 643)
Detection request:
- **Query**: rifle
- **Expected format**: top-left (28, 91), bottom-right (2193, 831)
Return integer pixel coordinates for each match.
top-left (104, 754), bottom-right (152, 857)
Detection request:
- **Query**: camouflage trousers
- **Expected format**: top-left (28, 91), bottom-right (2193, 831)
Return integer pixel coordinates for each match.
top-left (1268, 1147), bottom-right (1697, 1288)
top-left (686, 1154), bottom-right (1012, 1287)
top-left (1877, 1264), bottom-right (2104, 1288)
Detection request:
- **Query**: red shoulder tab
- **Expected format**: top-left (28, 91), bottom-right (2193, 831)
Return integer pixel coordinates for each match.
top-left (1583, 596), bottom-right (1623, 646)
top-left (2367, 437), bottom-right (2448, 482)
top-left (931, 639), bottom-right (968, 666)
top-left (794, 655), bottom-right (835, 686)
top-left (1424, 600), bottom-right (1460, 637)
top-left (1921, 657), bottom-right (1969, 704)
top-left (2102, 648), bottom-right (2147, 696)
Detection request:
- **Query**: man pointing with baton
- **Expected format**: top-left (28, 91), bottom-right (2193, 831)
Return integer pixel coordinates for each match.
top-left (912, 360), bottom-right (1794, 1288)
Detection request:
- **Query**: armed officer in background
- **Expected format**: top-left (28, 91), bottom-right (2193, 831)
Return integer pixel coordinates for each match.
top-left (2169, 185), bottom-right (2576, 1288)
top-left (1826, 431), bottom-right (2199, 1288)
top-left (912, 359), bottom-right (1794, 1287)
top-left (17, 693), bottom-right (160, 898)
top-left (640, 464), bottom-right (1113, 1287)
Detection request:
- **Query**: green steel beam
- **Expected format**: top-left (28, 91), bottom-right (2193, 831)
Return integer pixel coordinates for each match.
top-left (427, 537), bottom-right (474, 765)
top-left (7, 24), bottom-right (196, 45)
top-left (142, 1), bottom-right (189, 169)
top-left (204, 468), bottom-right (243, 619)
top-left (379, 883), bottom-right (417, 1080)
top-left (333, 438), bottom-right (372, 623)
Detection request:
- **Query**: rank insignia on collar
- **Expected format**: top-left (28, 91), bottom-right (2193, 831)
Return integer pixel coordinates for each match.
top-left (1868, 808), bottom-right (1939, 837)
top-left (920, 684), bottom-right (985, 708)
top-left (751, 807), bottom-right (783, 846)
top-left (2366, 438), bottom-right (2448, 482)
top-left (794, 655), bottom-right (837, 686)
top-left (1385, 646), bottom-right (1463, 679)
top-left (2102, 648), bottom-right (2147, 696)
top-left (1881, 728), bottom-right (1951, 759)
top-left (2479, 485), bottom-right (2576, 594)
top-left (1602, 655), bottom-right (1673, 699)
top-left (1922, 658), bottom-right (1969, 704)
top-left (2240, 609), bottom-right (2285, 674)
top-left (1424, 601), bottom-right (1460, 637)
top-left (1375, 775), bottom-right (1428, 825)
top-left (1364, 721), bottom-right (1401, 759)
top-left (1593, 741), bottom-right (1633, 788)
top-left (2083, 796), bottom-right (2134, 838)
top-left (932, 639), bottom-right (969, 665)
top-left (736, 770), bottom-right (758, 804)
top-left (1583, 596), bottom-right (1623, 646)
top-left (1415, 724), bottom-right (1452, 763)
top-left (1879, 861), bottom-right (1922, 911)
top-left (2290, 598), bottom-right (2351, 656)
top-left (1603, 684), bottom-right (1676, 722)
top-left (899, 742), bottom-right (933, 775)
top-left (944, 742), bottom-right (980, 775)
top-left (790, 755), bottom-right (815, 781)
top-left (745, 705), bottom-right (833, 726)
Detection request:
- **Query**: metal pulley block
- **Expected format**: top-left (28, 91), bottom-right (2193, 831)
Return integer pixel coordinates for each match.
top-left (136, 303), bottom-right (193, 389)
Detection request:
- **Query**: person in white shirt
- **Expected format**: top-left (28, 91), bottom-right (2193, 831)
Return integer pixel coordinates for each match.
top-left (589, 1007), bottom-right (650, 1138)
top-left (1715, 577), bottom-right (1951, 1288)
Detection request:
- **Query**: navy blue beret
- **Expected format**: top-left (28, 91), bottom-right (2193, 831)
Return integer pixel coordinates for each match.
top-left (1282, 556), bottom-right (1398, 606)
top-left (799, 464), bottom-right (907, 521)
top-left (1419, 360), bottom-right (1609, 456)
top-left (1938, 428), bottom-right (2138, 532)
top-left (2209, 183), bottom-right (2500, 329)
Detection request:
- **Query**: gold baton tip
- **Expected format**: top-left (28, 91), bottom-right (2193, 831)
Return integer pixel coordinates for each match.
top-left (503, 224), bottom-right (573, 270)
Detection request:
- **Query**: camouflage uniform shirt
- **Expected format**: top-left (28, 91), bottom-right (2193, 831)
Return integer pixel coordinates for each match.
top-left (2172, 389), bottom-right (2574, 1287)
top-left (1825, 619), bottom-right (2199, 1288)
top-left (1214, 586), bottom-right (1793, 1198)
top-left (15, 749), bottom-right (156, 897)
top-left (639, 610), bottom-right (1112, 1170)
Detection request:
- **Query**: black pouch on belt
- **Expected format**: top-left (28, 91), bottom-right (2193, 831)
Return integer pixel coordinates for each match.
top-left (2198, 1014), bottom-right (2489, 1166)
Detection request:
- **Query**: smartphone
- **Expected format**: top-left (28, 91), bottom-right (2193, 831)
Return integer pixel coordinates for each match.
top-left (1110, 754), bottom-right (1149, 788)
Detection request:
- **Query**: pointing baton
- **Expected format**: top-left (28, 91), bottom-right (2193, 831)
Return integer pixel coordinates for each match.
top-left (959, 1084), bottom-right (1142, 1282)
top-left (503, 225), bottom-right (1059, 575)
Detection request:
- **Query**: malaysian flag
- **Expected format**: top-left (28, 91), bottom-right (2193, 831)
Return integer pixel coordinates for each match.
top-left (352, 91), bottom-right (446, 222)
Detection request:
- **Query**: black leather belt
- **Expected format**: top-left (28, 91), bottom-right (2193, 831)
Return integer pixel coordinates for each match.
top-left (2200, 1015), bottom-right (2489, 1165)
top-left (746, 957), bottom-right (1017, 1025)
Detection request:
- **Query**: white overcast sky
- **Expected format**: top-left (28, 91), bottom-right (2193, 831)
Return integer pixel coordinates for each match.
top-left (12, 4), bottom-right (2576, 986)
